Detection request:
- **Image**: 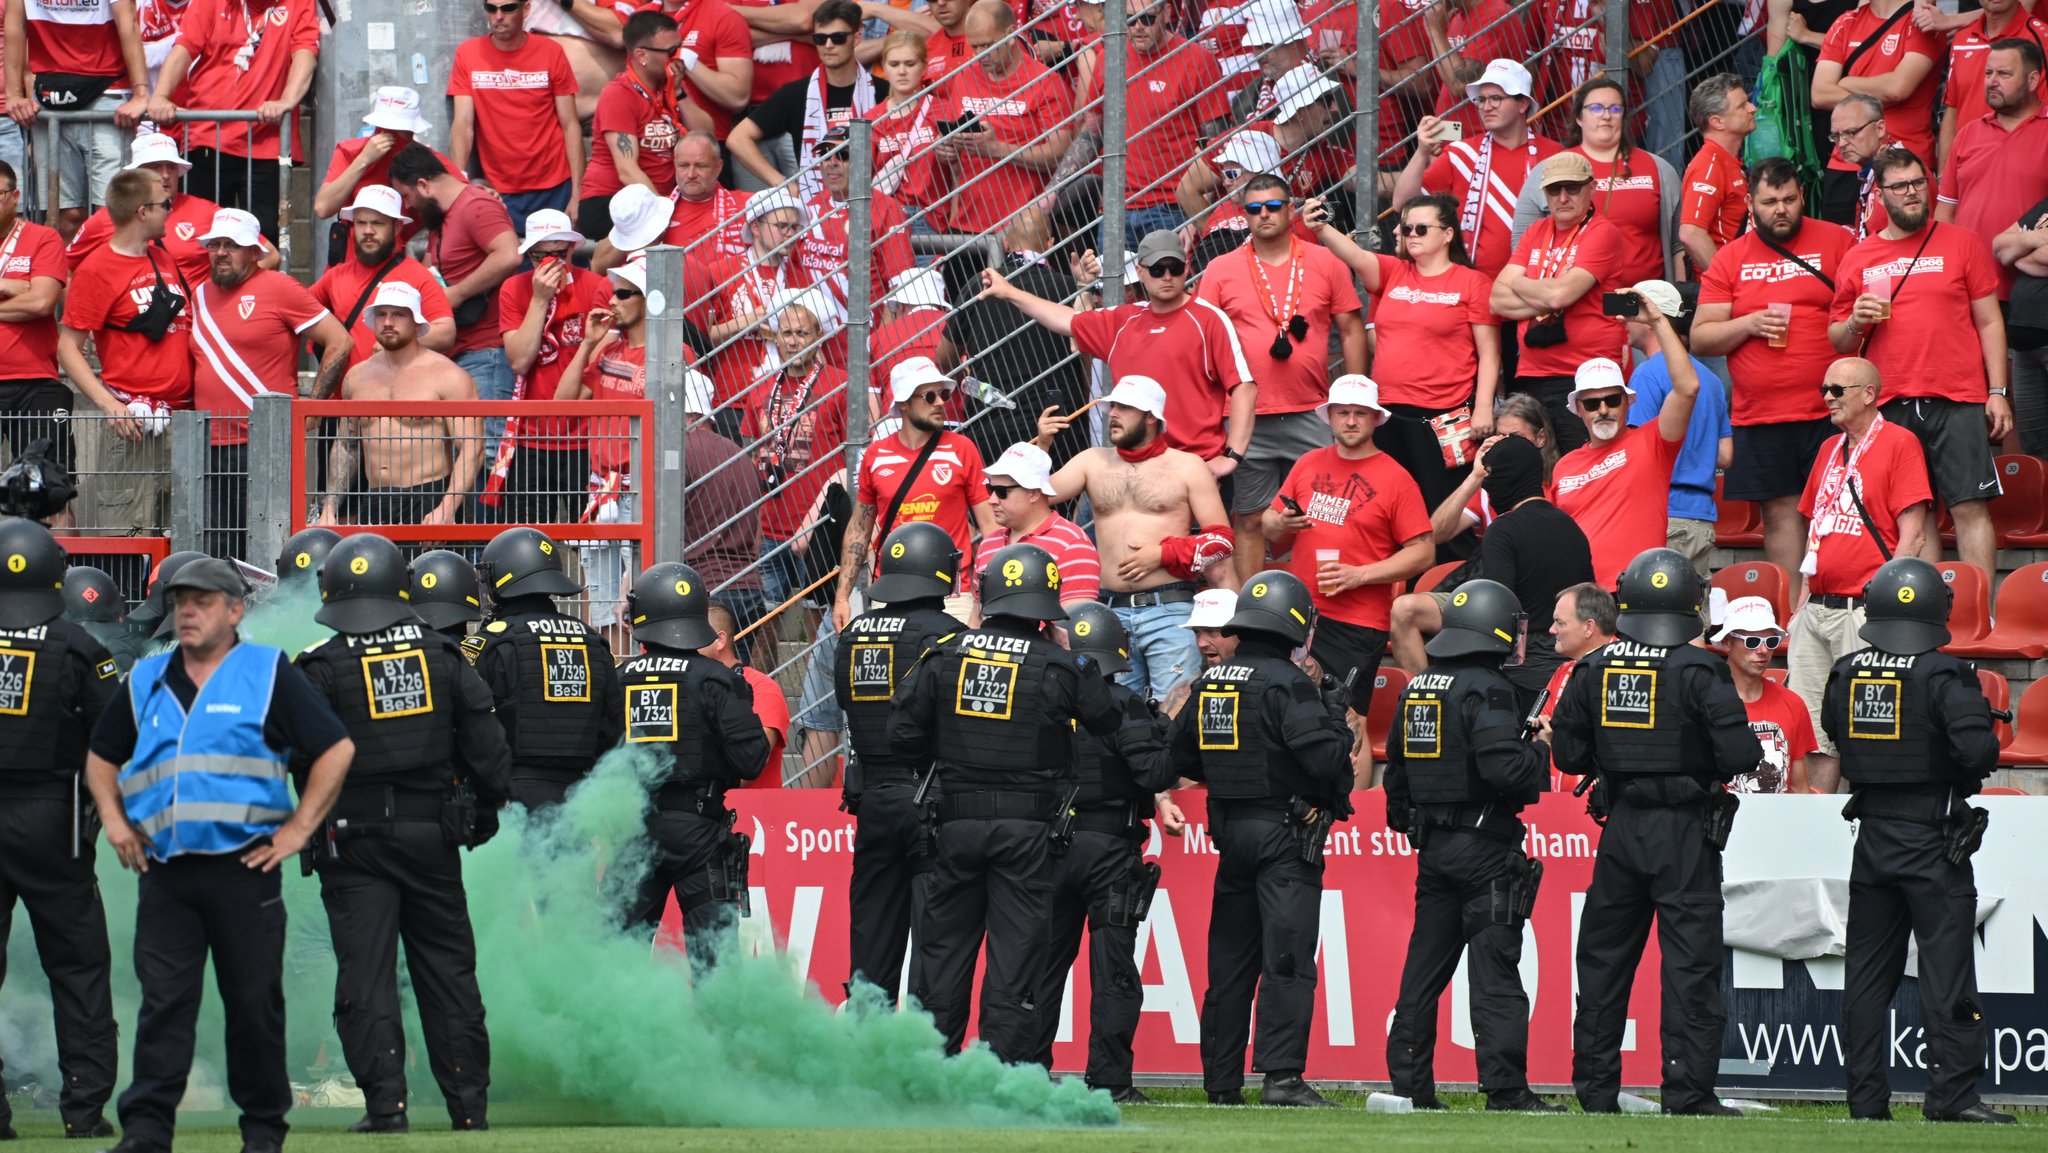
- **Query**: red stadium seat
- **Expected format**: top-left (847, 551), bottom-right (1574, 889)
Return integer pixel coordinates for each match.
top-left (1999, 679), bottom-right (2048, 766)
top-left (1932, 561), bottom-right (1992, 648)
top-left (1714, 476), bottom-right (1762, 548)
top-left (1367, 668), bottom-right (1410, 763)
top-left (1710, 560), bottom-right (1791, 627)
top-left (1981, 786), bottom-right (2030, 795)
top-left (1989, 455), bottom-right (2048, 547)
top-left (1412, 561), bottom-right (1462, 594)
top-left (1951, 563), bottom-right (2048, 659)
top-left (1979, 668), bottom-right (2013, 750)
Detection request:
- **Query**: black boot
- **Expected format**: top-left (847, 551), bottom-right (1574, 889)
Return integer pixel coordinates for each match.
top-left (1488, 1091), bottom-right (1566, 1113)
top-left (347, 1112), bottom-right (409, 1134)
top-left (1260, 1076), bottom-right (1337, 1108)
top-left (1207, 1089), bottom-right (1246, 1106)
top-left (65, 1119), bottom-right (117, 1140)
top-left (1106, 1087), bottom-right (1154, 1105)
top-left (1929, 1104), bottom-right (2016, 1124)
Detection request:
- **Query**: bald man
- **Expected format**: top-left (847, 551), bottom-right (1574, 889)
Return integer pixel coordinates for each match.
top-left (933, 0), bottom-right (1074, 238)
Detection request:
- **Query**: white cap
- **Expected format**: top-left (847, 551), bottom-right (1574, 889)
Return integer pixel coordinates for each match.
top-left (1273, 62), bottom-right (1339, 124)
top-left (606, 185), bottom-right (675, 253)
top-left (987, 442), bottom-right (1057, 496)
top-left (1216, 130), bottom-right (1282, 176)
top-left (1465, 58), bottom-right (1534, 105)
top-left (1239, 0), bottom-right (1309, 46)
top-left (682, 368), bottom-right (716, 417)
top-left (769, 286), bottom-right (840, 334)
top-left (126, 132), bottom-right (192, 171)
top-left (362, 86), bottom-right (431, 134)
top-left (1631, 278), bottom-right (1687, 319)
top-left (884, 267), bottom-right (948, 311)
top-left (341, 184), bottom-right (411, 224)
top-left (1104, 376), bottom-right (1168, 425)
top-left (1183, 589), bottom-right (1239, 629)
top-left (519, 209), bottom-right (583, 254)
top-left (1317, 373), bottom-right (1390, 420)
top-left (888, 356), bottom-right (952, 404)
top-left (1567, 357), bottom-right (1635, 405)
top-left (196, 208), bottom-right (263, 249)
top-left (744, 187), bottom-right (805, 227)
top-left (607, 253), bottom-right (648, 295)
top-left (367, 282), bottom-right (427, 324)
top-left (1711, 595), bottom-right (1786, 645)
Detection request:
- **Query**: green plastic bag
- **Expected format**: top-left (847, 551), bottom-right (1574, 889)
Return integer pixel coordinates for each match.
top-left (1748, 40), bottom-right (1824, 206)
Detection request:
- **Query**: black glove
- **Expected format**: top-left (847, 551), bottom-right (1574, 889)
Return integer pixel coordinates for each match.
top-left (471, 804), bottom-right (501, 848)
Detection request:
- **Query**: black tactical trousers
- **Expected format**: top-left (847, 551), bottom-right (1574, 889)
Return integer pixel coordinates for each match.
top-left (1387, 829), bottom-right (1532, 1105)
top-left (1572, 798), bottom-right (1725, 1114)
top-left (1843, 815), bottom-right (1987, 1119)
top-left (0, 798), bottom-right (117, 1134)
top-left (508, 775), bottom-right (576, 810)
top-left (628, 809), bottom-right (740, 975)
top-left (847, 780), bottom-right (932, 1000)
top-left (915, 817), bottom-right (1054, 1062)
top-left (1199, 809), bottom-right (1323, 1093)
top-left (318, 822), bottom-right (490, 1127)
top-left (1028, 828), bottom-right (1146, 1087)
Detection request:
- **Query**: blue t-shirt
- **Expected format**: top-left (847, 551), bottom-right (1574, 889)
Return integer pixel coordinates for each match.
top-left (1627, 352), bottom-right (1729, 522)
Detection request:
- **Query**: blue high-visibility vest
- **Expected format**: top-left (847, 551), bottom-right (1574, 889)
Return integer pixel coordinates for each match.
top-left (121, 643), bottom-right (293, 862)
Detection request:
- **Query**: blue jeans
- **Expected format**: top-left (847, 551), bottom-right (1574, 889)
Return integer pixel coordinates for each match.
top-left (796, 612), bottom-right (843, 734)
top-left (0, 118), bottom-right (29, 212)
top-left (1645, 45), bottom-right (1689, 165)
top-left (1109, 204), bottom-right (1188, 257)
top-left (1112, 599), bottom-right (1200, 702)
top-left (758, 535), bottom-right (806, 607)
top-left (501, 181), bottom-right (573, 232)
top-left (455, 346), bottom-right (515, 464)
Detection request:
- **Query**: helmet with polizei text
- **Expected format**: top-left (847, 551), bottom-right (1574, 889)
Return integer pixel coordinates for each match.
top-left (479, 526), bottom-right (580, 601)
top-left (63, 565), bottom-right (124, 625)
top-left (629, 562), bottom-right (717, 650)
top-left (978, 543), bottom-right (1066, 622)
top-left (277, 527), bottom-right (341, 582)
top-left (867, 521), bottom-right (959, 603)
top-left (1859, 557), bottom-right (1951, 655)
top-left (1225, 569), bottom-right (1316, 647)
top-left (1426, 578), bottom-right (1524, 659)
top-left (408, 549), bottom-right (482, 631)
top-left (0, 517), bottom-right (67, 628)
top-left (128, 550), bottom-right (209, 630)
top-left (1063, 600), bottom-right (1131, 676)
top-left (316, 533), bottom-right (417, 634)
top-left (1613, 548), bottom-right (1704, 647)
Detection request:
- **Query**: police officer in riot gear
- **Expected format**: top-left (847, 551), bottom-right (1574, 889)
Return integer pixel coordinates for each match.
top-left (295, 532), bottom-right (511, 1133)
top-left (465, 526), bottom-right (623, 808)
top-left (1026, 601), bottom-right (1176, 1103)
top-left (1384, 580), bottom-right (1560, 1113)
top-left (64, 565), bottom-right (150, 672)
top-left (619, 562), bottom-right (769, 970)
top-left (1170, 571), bottom-right (1354, 1108)
top-left (276, 527), bottom-right (341, 586)
top-left (834, 522), bottom-right (961, 1001)
top-left (1552, 547), bottom-right (1762, 1117)
top-left (890, 543), bottom-right (1123, 1062)
top-left (0, 519), bottom-right (121, 1140)
top-left (409, 550), bottom-right (484, 639)
top-left (1826, 557), bottom-right (2011, 1123)
top-left (125, 550), bottom-right (208, 638)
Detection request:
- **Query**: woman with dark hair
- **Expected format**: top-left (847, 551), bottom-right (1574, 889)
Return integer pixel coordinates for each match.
top-left (1511, 75), bottom-right (1681, 283)
top-left (1306, 191), bottom-right (1501, 519)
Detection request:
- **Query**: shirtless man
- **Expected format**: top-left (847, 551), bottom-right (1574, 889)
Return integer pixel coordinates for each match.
top-left (321, 283), bottom-right (483, 528)
top-left (1034, 375), bottom-right (1234, 700)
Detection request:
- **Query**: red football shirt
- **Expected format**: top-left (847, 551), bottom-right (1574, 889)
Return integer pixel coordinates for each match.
top-left (1799, 421), bottom-right (1931, 594)
top-left (1421, 133), bottom-right (1562, 277)
top-left (1302, 0), bottom-right (1436, 155)
top-left (1363, 255), bottom-right (1498, 411)
top-left (1818, 8), bottom-right (1943, 173)
top-left (1273, 446), bottom-right (1433, 630)
top-left (1579, 149), bottom-right (1666, 284)
top-left (740, 362), bottom-right (848, 539)
top-left (942, 53), bottom-right (1073, 235)
top-left (1085, 34), bottom-right (1227, 209)
top-left (922, 27), bottom-right (972, 89)
top-left (67, 193), bottom-right (226, 285)
top-left (0, 220), bottom-right (67, 382)
top-left (1829, 221), bottom-right (2002, 402)
top-left (689, 252), bottom-right (815, 409)
top-left (1549, 422), bottom-right (1683, 588)
top-left (866, 95), bottom-right (950, 215)
top-left (669, 0), bottom-right (755, 136)
top-left (1069, 297), bottom-right (1253, 461)
top-left (582, 339), bottom-right (653, 477)
top-left (499, 266), bottom-right (614, 447)
top-left (855, 429), bottom-right (990, 562)
top-left (1696, 218), bottom-right (1854, 423)
top-left (63, 246), bottom-right (195, 407)
top-left (666, 188), bottom-right (751, 261)
top-left (24, 0), bottom-right (125, 80)
top-left (174, 0), bottom-right (318, 160)
top-left (1433, 0), bottom-right (1544, 137)
top-left (1736, 680), bottom-right (1818, 794)
top-left (429, 185), bottom-right (516, 356)
top-left (308, 255), bottom-right (455, 368)
top-left (448, 33), bottom-right (579, 194)
top-left (1196, 239), bottom-right (1361, 414)
top-left (1940, 13), bottom-right (2048, 137)
top-left (1506, 213), bottom-right (1628, 378)
top-left (1937, 110), bottom-right (2048, 299)
top-left (189, 269), bottom-right (329, 445)
top-left (1680, 138), bottom-right (1749, 251)
top-left (583, 71), bottom-right (682, 200)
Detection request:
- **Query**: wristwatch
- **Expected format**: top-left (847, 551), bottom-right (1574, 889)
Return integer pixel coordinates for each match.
top-left (1989, 388), bottom-right (2009, 397)
top-left (1222, 447), bottom-right (1246, 464)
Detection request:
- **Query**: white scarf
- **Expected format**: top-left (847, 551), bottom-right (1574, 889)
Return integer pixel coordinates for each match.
top-left (799, 66), bottom-right (877, 200)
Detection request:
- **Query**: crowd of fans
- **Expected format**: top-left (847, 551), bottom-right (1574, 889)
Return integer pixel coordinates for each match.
top-left (0, 0), bottom-right (2044, 787)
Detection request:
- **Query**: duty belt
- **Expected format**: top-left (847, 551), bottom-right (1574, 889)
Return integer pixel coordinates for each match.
top-left (0, 778), bottom-right (76, 800)
top-left (1849, 788), bottom-right (1950, 824)
top-left (330, 785), bottom-right (444, 822)
top-left (1809, 593), bottom-right (1861, 609)
top-left (1101, 582), bottom-right (1197, 608)
top-left (1210, 797), bottom-right (1292, 822)
top-left (1418, 802), bottom-right (1519, 842)
top-left (1073, 803), bottom-right (1143, 836)
top-left (1610, 775), bottom-right (1713, 807)
top-left (511, 761), bottom-right (589, 784)
top-left (939, 790), bottom-right (1059, 821)
top-left (654, 782), bottom-right (726, 816)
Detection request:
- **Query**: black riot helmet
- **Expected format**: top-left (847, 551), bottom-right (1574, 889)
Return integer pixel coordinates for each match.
top-left (977, 542), bottom-right (1066, 622)
top-left (1613, 548), bottom-right (1704, 647)
top-left (1063, 601), bottom-right (1131, 676)
top-left (1860, 557), bottom-right (1952, 655)
top-left (628, 562), bottom-right (718, 651)
top-left (63, 565), bottom-right (124, 625)
top-left (408, 550), bottom-right (483, 631)
top-left (1224, 569), bottom-right (1316, 647)
top-left (316, 534), bottom-right (417, 634)
top-left (1425, 578), bottom-right (1525, 659)
top-left (277, 527), bottom-right (341, 582)
top-left (479, 526), bottom-right (580, 602)
top-left (867, 521), bottom-right (961, 604)
top-left (0, 517), bottom-right (68, 628)
top-left (128, 550), bottom-right (209, 630)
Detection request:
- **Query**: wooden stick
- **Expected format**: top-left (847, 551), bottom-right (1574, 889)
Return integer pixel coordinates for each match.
top-left (735, 566), bottom-right (842, 641)
top-left (1064, 396), bottom-right (1106, 421)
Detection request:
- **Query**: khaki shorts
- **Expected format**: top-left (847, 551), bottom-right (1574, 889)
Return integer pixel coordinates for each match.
top-left (1667, 517), bottom-right (1715, 577)
top-left (1787, 600), bottom-right (1868, 757)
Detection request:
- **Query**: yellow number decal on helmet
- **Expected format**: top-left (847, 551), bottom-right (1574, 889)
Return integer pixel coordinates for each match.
top-left (675, 579), bottom-right (693, 597)
top-left (1251, 582), bottom-right (1269, 598)
top-left (1002, 558), bottom-right (1024, 585)
top-left (420, 572), bottom-right (438, 590)
top-left (1451, 591), bottom-right (1468, 607)
top-left (1898, 585), bottom-right (1915, 605)
top-left (889, 542), bottom-right (906, 559)
top-left (1650, 572), bottom-right (1670, 589)
top-left (349, 556), bottom-right (370, 575)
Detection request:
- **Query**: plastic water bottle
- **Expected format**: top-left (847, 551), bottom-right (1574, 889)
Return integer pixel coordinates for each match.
top-left (1618, 1092), bottom-right (1660, 1114)
top-left (1365, 1092), bottom-right (1414, 1114)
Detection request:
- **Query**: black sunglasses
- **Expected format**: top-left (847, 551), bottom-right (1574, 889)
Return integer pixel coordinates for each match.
top-left (1578, 394), bottom-right (1627, 411)
top-left (1731, 634), bottom-right (1784, 651)
top-left (1820, 383), bottom-right (1855, 398)
top-left (611, 287), bottom-right (642, 299)
top-left (1131, 10), bottom-right (1159, 23)
top-left (482, 0), bottom-right (524, 11)
top-left (1244, 198), bottom-right (1289, 216)
top-left (987, 483), bottom-right (1017, 499)
top-left (1397, 222), bottom-right (1442, 237)
top-left (915, 388), bottom-right (950, 405)
top-left (1145, 259), bottom-right (1186, 278)
top-left (811, 30), bottom-right (853, 44)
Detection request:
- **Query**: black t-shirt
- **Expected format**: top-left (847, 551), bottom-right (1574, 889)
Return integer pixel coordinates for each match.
top-left (745, 74), bottom-right (892, 142)
top-left (2010, 197), bottom-right (2048, 339)
top-left (1476, 499), bottom-right (1595, 684)
top-left (90, 646), bottom-right (351, 769)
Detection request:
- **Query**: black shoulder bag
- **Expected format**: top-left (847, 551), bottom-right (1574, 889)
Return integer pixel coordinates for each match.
top-left (341, 254), bottom-right (405, 331)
